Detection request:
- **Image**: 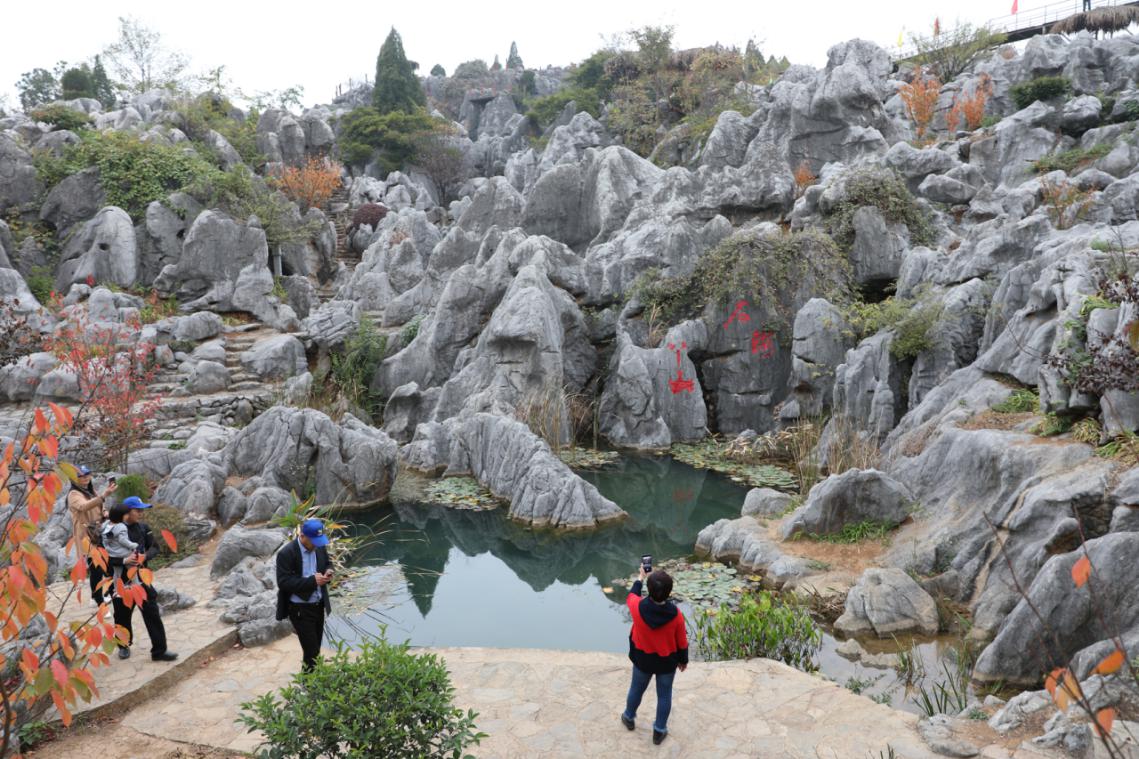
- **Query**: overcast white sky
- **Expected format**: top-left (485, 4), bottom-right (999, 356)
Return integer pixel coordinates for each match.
top-left (0, 0), bottom-right (1079, 109)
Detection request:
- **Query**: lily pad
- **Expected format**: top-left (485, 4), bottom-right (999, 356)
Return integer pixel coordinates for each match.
top-left (424, 476), bottom-right (500, 511)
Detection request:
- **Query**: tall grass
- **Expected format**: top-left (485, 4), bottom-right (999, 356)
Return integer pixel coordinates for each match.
top-left (514, 384), bottom-right (598, 451)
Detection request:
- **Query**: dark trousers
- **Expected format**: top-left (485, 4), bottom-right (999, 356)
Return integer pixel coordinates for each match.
top-left (288, 602), bottom-right (325, 672)
top-left (87, 558), bottom-right (105, 605)
top-left (623, 664), bottom-right (676, 733)
top-left (112, 583), bottom-right (167, 655)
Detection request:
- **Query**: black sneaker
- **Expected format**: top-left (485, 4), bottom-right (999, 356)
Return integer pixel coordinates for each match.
top-left (621, 714), bottom-right (634, 731)
top-left (151, 651), bottom-right (178, 662)
top-left (653, 730), bottom-right (667, 745)
top-left (117, 647), bottom-right (130, 660)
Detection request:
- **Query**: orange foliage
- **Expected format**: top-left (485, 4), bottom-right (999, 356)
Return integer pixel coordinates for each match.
top-left (0, 404), bottom-right (120, 751)
top-left (899, 67), bottom-right (942, 139)
top-left (793, 160), bottom-right (818, 198)
top-left (43, 306), bottom-right (160, 471)
top-left (271, 157), bottom-right (343, 212)
top-left (947, 74), bottom-right (993, 133)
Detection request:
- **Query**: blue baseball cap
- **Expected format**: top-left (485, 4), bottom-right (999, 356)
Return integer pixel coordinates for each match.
top-left (300, 518), bottom-right (329, 547)
top-left (122, 495), bottom-right (151, 510)
top-left (77, 465), bottom-right (92, 476)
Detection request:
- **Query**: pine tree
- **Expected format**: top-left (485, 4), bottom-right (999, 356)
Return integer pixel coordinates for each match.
top-left (59, 65), bottom-right (95, 101)
top-left (430, 64), bottom-right (446, 77)
top-left (506, 42), bottom-right (523, 69)
top-left (91, 55), bottom-right (116, 107)
top-left (373, 27), bottom-right (426, 115)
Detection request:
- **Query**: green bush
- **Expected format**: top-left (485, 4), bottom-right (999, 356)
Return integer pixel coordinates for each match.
top-left (1009, 76), bottom-right (1071, 110)
top-left (399, 314), bottom-right (424, 344)
top-left (29, 104), bottom-right (91, 132)
top-left (695, 592), bottom-right (821, 671)
top-left (34, 130), bottom-right (219, 221)
top-left (824, 168), bottom-right (936, 250)
top-left (991, 388), bottom-right (1039, 413)
top-left (1032, 143), bottom-right (1111, 174)
top-left (525, 86), bottom-right (603, 126)
top-left (631, 229), bottom-right (853, 333)
top-left (331, 315), bottom-right (388, 421)
top-left (114, 473), bottom-right (151, 500)
top-left (238, 638), bottom-right (485, 759)
top-left (24, 266), bottom-right (54, 304)
top-left (802, 519), bottom-right (896, 544)
top-left (172, 94), bottom-right (261, 168)
top-left (980, 114), bottom-right (1001, 129)
top-left (843, 292), bottom-right (944, 361)
top-left (141, 503), bottom-right (200, 569)
top-left (338, 107), bottom-right (438, 173)
top-left (183, 164), bottom-right (320, 250)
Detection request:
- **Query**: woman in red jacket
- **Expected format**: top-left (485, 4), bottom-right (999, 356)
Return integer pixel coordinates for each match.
top-left (620, 567), bottom-right (688, 745)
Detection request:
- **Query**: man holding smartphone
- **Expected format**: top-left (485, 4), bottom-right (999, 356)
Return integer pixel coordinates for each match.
top-left (275, 519), bottom-right (333, 672)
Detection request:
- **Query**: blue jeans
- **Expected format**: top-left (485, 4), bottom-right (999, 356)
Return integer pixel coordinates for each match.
top-left (622, 664), bottom-right (675, 733)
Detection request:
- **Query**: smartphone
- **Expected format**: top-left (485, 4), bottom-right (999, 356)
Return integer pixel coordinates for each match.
top-left (108, 476), bottom-right (116, 484)
top-left (641, 555), bottom-right (652, 574)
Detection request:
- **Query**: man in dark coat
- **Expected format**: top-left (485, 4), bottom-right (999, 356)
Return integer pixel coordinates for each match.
top-left (275, 518), bottom-right (332, 672)
top-left (118, 496), bottom-right (178, 662)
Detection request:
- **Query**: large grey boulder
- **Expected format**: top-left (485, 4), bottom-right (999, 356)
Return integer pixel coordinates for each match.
top-left (152, 458), bottom-right (227, 515)
top-left (136, 193), bottom-right (203, 286)
top-left (39, 166), bottom-right (104, 234)
top-left (210, 526), bottom-right (288, 578)
top-left (694, 517), bottom-right (817, 586)
top-left (523, 146), bottom-right (663, 251)
top-left (227, 406), bottom-right (398, 507)
top-left (302, 300), bottom-right (360, 351)
top-left (849, 206), bottom-right (908, 288)
top-left (782, 469), bottom-right (912, 539)
top-left (55, 206), bottom-right (138, 290)
top-left (835, 568), bottom-right (940, 637)
top-left (787, 298), bottom-right (851, 418)
top-left (154, 211), bottom-right (295, 328)
top-left (974, 532), bottom-right (1139, 686)
top-left (430, 264), bottom-right (596, 425)
top-left (742, 488), bottom-right (795, 518)
top-left (598, 330), bottom-right (707, 449)
top-left (0, 353), bottom-right (58, 402)
top-left (186, 360), bottom-right (230, 394)
top-left (401, 411), bottom-right (625, 529)
top-left (239, 334), bottom-right (306, 381)
top-left (0, 134), bottom-right (43, 213)
top-left (831, 332), bottom-right (907, 442)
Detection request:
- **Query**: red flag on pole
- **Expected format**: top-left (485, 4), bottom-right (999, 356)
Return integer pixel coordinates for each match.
top-left (1011, 0), bottom-right (1018, 13)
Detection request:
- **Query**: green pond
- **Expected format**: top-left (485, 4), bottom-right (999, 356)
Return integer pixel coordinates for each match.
top-left (329, 454), bottom-right (966, 714)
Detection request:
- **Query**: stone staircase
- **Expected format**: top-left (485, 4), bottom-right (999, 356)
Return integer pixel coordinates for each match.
top-left (317, 186), bottom-right (361, 304)
top-left (140, 322), bottom-right (275, 445)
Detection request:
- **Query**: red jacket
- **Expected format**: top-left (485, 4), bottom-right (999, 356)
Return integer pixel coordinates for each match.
top-left (627, 580), bottom-right (689, 674)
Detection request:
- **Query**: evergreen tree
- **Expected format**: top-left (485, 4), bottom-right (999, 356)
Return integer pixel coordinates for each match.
top-left (506, 42), bottom-right (523, 69)
top-left (373, 27), bottom-right (425, 115)
top-left (430, 64), bottom-right (446, 77)
top-left (490, 55), bottom-right (502, 72)
top-left (91, 56), bottom-right (116, 107)
top-left (60, 65), bottom-right (95, 100)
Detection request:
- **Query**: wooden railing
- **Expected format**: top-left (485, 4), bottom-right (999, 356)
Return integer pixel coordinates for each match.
top-left (891, 0), bottom-right (1137, 61)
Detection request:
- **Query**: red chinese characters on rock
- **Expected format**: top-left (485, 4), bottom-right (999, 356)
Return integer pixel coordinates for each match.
top-left (667, 341), bottom-right (695, 394)
top-left (723, 300), bottom-right (751, 329)
top-left (751, 330), bottom-right (775, 358)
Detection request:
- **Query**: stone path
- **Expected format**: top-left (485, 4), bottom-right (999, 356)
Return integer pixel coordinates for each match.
top-left (39, 543), bottom-right (1071, 759)
top-left (50, 550), bottom-right (237, 723)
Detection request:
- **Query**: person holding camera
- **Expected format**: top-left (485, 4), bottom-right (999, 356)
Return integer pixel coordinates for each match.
top-left (67, 465), bottom-right (116, 605)
top-left (620, 558), bottom-right (688, 746)
top-left (275, 519), bottom-right (333, 672)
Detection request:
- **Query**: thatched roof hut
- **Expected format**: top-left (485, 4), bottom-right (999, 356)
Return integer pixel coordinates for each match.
top-left (1050, 6), bottom-right (1139, 36)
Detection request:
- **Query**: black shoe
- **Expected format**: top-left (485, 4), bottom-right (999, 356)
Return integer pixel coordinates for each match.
top-left (621, 714), bottom-right (634, 731)
top-left (653, 730), bottom-right (667, 745)
top-left (151, 651), bottom-right (178, 662)
top-left (118, 647), bottom-right (131, 660)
